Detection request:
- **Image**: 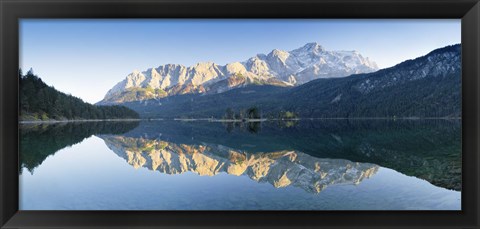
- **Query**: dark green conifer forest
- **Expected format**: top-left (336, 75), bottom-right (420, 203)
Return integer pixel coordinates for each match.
top-left (19, 69), bottom-right (139, 121)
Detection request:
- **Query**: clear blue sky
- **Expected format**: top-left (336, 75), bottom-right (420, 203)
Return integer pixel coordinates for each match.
top-left (20, 19), bottom-right (460, 104)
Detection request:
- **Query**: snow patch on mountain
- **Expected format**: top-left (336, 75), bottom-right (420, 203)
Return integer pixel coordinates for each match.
top-left (100, 42), bottom-right (378, 104)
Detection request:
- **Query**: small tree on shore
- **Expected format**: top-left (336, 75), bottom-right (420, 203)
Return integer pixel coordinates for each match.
top-left (247, 107), bottom-right (261, 119)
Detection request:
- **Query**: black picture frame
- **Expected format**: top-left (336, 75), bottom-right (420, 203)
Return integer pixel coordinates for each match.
top-left (1, 0), bottom-right (479, 228)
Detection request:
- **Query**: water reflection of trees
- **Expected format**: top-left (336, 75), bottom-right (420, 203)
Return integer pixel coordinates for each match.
top-left (20, 119), bottom-right (461, 191)
top-left (222, 120), bottom-right (300, 133)
top-left (222, 121), bottom-right (262, 133)
top-left (19, 121), bottom-right (139, 173)
top-left (126, 119), bottom-right (462, 191)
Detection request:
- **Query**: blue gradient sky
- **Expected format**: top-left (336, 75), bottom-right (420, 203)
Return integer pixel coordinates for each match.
top-left (20, 19), bottom-right (460, 103)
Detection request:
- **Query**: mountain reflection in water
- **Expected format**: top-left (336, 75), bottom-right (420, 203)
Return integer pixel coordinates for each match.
top-left (117, 119), bottom-right (461, 191)
top-left (19, 119), bottom-right (461, 210)
top-left (100, 135), bottom-right (379, 194)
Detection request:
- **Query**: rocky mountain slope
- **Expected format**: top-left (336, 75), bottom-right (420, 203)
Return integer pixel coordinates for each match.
top-left (119, 44), bottom-right (461, 118)
top-left (98, 42), bottom-right (378, 104)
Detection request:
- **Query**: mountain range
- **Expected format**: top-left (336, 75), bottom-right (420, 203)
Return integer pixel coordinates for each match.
top-left (98, 42), bottom-right (378, 104)
top-left (103, 44), bottom-right (461, 119)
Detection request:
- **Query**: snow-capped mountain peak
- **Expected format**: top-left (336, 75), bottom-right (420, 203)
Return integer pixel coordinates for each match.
top-left (292, 42), bottom-right (325, 53)
top-left (99, 43), bottom-right (378, 104)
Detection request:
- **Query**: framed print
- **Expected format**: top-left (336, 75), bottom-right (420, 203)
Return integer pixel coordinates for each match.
top-left (1, 0), bottom-right (479, 228)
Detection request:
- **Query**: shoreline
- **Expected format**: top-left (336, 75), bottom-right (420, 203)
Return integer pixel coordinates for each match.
top-left (19, 119), bottom-right (143, 124)
top-left (20, 116), bottom-right (461, 124)
top-left (204, 117), bottom-right (461, 122)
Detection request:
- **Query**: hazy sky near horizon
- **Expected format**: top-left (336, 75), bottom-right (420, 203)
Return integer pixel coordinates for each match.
top-left (20, 19), bottom-right (460, 104)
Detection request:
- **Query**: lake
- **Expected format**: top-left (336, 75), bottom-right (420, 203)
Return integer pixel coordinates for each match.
top-left (19, 119), bottom-right (461, 210)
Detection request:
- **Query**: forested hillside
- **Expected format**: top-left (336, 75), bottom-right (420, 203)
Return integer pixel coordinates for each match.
top-left (19, 70), bottom-right (139, 121)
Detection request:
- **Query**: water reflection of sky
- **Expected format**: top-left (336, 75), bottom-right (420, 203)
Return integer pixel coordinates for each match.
top-left (20, 136), bottom-right (460, 210)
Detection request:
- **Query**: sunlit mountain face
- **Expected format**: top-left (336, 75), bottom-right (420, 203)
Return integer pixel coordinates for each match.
top-left (18, 21), bottom-right (462, 211)
top-left (98, 42), bottom-right (378, 105)
top-left (99, 45), bottom-right (460, 120)
top-left (100, 135), bottom-right (379, 194)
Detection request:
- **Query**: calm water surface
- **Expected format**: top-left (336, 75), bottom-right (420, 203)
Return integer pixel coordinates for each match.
top-left (19, 120), bottom-right (461, 210)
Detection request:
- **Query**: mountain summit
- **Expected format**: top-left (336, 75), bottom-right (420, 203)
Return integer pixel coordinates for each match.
top-left (117, 44), bottom-right (460, 119)
top-left (98, 42), bottom-right (378, 104)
